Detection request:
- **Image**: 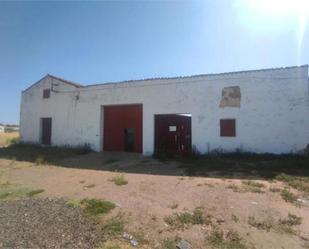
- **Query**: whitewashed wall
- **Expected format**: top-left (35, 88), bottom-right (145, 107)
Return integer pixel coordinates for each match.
top-left (20, 66), bottom-right (309, 155)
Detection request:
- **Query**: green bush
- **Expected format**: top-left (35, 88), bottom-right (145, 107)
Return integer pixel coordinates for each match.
top-left (81, 198), bottom-right (115, 216)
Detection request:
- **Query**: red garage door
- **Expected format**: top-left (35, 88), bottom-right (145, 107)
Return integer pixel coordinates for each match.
top-left (103, 105), bottom-right (142, 153)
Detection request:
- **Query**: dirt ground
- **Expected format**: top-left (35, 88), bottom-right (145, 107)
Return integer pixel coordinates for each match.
top-left (1, 149), bottom-right (309, 249)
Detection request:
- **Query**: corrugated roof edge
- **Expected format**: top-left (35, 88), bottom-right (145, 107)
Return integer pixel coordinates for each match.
top-left (83, 64), bottom-right (308, 88)
top-left (22, 74), bottom-right (82, 92)
top-left (47, 74), bottom-right (83, 88)
top-left (23, 65), bottom-right (308, 92)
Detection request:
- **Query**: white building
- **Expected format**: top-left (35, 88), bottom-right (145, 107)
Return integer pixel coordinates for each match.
top-left (20, 65), bottom-right (309, 155)
top-left (0, 124), bottom-right (4, 133)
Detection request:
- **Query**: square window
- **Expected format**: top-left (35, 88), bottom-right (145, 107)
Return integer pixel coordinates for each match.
top-left (43, 89), bottom-right (50, 99)
top-left (220, 119), bottom-right (236, 137)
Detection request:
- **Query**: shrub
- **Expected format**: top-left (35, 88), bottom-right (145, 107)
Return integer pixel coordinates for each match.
top-left (280, 189), bottom-right (300, 206)
top-left (102, 215), bottom-right (125, 237)
top-left (277, 213), bottom-right (302, 234)
top-left (248, 216), bottom-right (273, 231)
top-left (164, 208), bottom-right (210, 229)
top-left (80, 198), bottom-right (115, 216)
top-left (278, 213), bottom-right (302, 226)
top-left (111, 175), bottom-right (128, 186)
top-left (207, 229), bottom-right (249, 249)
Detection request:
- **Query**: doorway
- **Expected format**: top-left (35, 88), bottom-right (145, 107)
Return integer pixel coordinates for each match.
top-left (103, 104), bottom-right (142, 153)
top-left (154, 114), bottom-right (192, 155)
top-left (41, 118), bottom-right (52, 145)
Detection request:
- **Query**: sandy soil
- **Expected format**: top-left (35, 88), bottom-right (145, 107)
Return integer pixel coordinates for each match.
top-left (1, 154), bottom-right (309, 249)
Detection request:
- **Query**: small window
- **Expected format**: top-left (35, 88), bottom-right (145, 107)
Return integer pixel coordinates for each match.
top-left (220, 119), bottom-right (236, 137)
top-left (43, 89), bottom-right (50, 99)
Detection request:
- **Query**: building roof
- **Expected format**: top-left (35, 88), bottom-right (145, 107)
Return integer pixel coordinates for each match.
top-left (5, 124), bottom-right (19, 128)
top-left (24, 65), bottom-right (308, 92)
top-left (47, 74), bottom-right (83, 88)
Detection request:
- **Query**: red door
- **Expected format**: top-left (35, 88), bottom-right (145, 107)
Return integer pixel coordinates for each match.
top-left (103, 105), bottom-right (142, 153)
top-left (155, 114), bottom-right (191, 155)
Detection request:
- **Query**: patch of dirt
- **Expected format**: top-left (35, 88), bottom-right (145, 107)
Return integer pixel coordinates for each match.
top-left (0, 198), bottom-right (103, 249)
top-left (1, 153), bottom-right (309, 248)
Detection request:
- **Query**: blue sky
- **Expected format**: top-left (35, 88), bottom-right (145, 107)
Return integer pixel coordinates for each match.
top-left (0, 0), bottom-right (308, 124)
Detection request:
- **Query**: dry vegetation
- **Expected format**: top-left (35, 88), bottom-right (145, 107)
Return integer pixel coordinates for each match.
top-left (0, 131), bottom-right (19, 147)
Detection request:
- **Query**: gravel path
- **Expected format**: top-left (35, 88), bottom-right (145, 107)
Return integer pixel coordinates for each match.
top-left (0, 198), bottom-right (103, 249)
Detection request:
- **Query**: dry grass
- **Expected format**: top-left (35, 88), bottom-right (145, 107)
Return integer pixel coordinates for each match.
top-left (80, 198), bottom-right (116, 217)
top-left (164, 208), bottom-right (212, 230)
top-left (206, 229), bottom-right (253, 249)
top-left (0, 186), bottom-right (44, 199)
top-left (0, 143), bottom-right (92, 164)
top-left (97, 242), bottom-right (121, 249)
top-left (280, 188), bottom-right (300, 206)
top-left (0, 132), bottom-right (19, 147)
top-left (102, 214), bottom-right (125, 238)
top-left (67, 198), bottom-right (116, 217)
top-left (248, 213), bottom-right (302, 235)
top-left (180, 153), bottom-right (309, 180)
top-left (226, 181), bottom-right (265, 193)
top-left (248, 216), bottom-right (274, 231)
top-left (111, 175), bottom-right (128, 186)
top-left (276, 173), bottom-right (309, 194)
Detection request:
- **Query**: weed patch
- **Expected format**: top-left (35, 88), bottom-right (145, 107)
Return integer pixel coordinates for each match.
top-left (66, 199), bottom-right (81, 208)
top-left (277, 213), bottom-right (302, 235)
top-left (206, 229), bottom-right (252, 249)
top-left (80, 198), bottom-right (115, 216)
top-left (226, 184), bottom-right (242, 192)
top-left (276, 173), bottom-right (309, 194)
top-left (157, 238), bottom-right (180, 249)
top-left (111, 175), bottom-right (128, 186)
top-left (97, 243), bottom-right (121, 249)
top-left (26, 189), bottom-right (44, 197)
top-left (242, 180), bottom-right (265, 188)
top-left (177, 152), bottom-right (309, 180)
top-left (248, 213), bottom-right (302, 235)
top-left (0, 132), bottom-right (19, 147)
top-left (164, 208), bottom-right (211, 229)
top-left (102, 215), bottom-right (125, 238)
top-left (231, 214), bottom-right (239, 223)
top-left (280, 189), bottom-right (300, 206)
top-left (227, 182), bottom-right (265, 193)
top-left (248, 216), bottom-right (274, 231)
top-left (0, 143), bottom-right (92, 164)
top-left (242, 180), bottom-right (265, 193)
top-left (0, 187), bottom-right (44, 199)
top-left (269, 187), bottom-right (282, 193)
top-left (35, 155), bottom-right (46, 165)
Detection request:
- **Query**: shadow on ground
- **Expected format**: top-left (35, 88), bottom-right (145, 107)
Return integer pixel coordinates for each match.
top-left (0, 144), bottom-right (309, 179)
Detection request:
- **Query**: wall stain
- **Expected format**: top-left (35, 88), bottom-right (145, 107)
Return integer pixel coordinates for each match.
top-left (219, 86), bottom-right (241, 108)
